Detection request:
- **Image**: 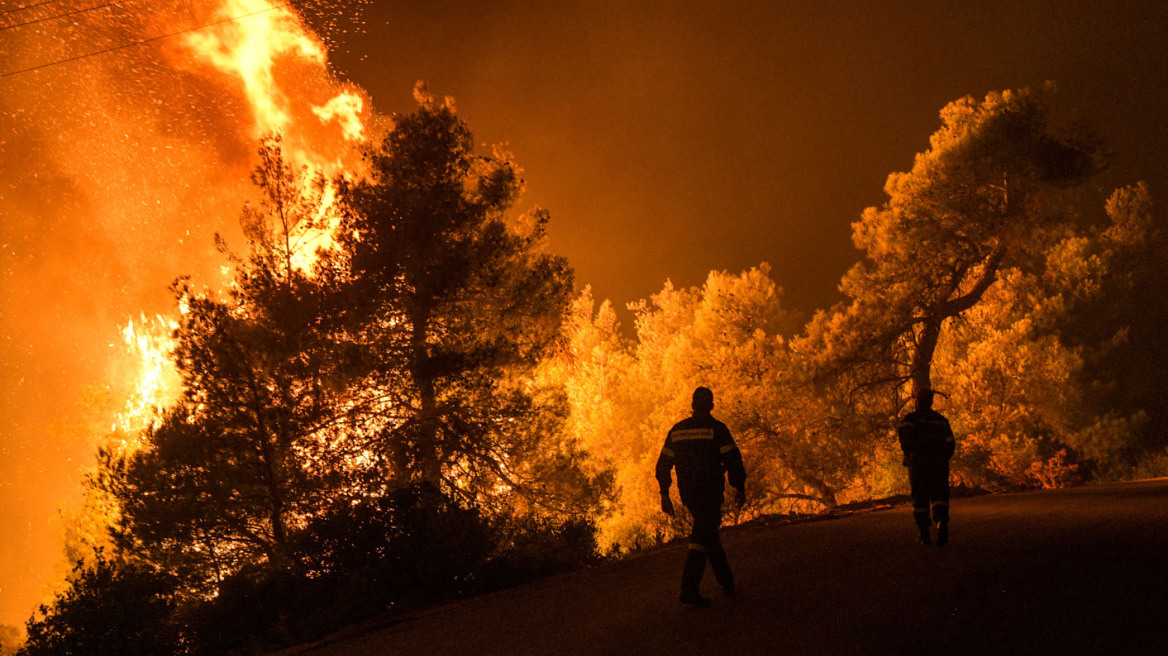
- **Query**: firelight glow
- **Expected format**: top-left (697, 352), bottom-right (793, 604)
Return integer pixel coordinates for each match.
top-left (0, 0), bottom-right (373, 626)
top-left (3, 0), bottom-right (1166, 635)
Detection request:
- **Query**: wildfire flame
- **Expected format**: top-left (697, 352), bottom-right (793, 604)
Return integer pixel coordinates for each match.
top-left (312, 89), bottom-right (367, 143)
top-left (0, 0), bottom-right (375, 623)
top-left (185, 0), bottom-right (330, 139)
top-left (116, 314), bottom-right (181, 437)
top-left (179, 0), bottom-right (370, 170)
top-left (109, 0), bottom-right (372, 443)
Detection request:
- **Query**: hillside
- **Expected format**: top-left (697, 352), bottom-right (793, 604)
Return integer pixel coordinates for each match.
top-left (279, 479), bottom-right (1168, 655)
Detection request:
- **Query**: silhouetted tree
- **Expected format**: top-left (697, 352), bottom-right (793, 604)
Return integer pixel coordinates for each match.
top-left (90, 94), bottom-right (601, 651)
top-left (336, 83), bottom-right (580, 507)
top-left (105, 137), bottom-right (349, 593)
top-left (18, 552), bottom-right (184, 656)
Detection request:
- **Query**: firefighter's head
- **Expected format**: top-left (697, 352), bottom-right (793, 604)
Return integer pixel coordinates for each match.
top-left (915, 388), bottom-right (935, 410)
top-left (692, 386), bottom-right (714, 415)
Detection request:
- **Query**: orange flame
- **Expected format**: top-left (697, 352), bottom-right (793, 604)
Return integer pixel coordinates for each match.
top-left (312, 89), bottom-right (367, 143)
top-left (1, 0), bottom-right (378, 624)
top-left (181, 0), bottom-right (370, 172)
top-left (118, 0), bottom-right (370, 436)
top-left (114, 314), bottom-right (182, 448)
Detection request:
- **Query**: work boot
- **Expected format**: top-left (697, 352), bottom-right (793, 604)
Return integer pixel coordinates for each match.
top-left (680, 548), bottom-right (708, 607)
top-left (707, 548), bottom-right (735, 596)
top-left (916, 514), bottom-right (932, 545)
top-left (936, 520), bottom-right (949, 547)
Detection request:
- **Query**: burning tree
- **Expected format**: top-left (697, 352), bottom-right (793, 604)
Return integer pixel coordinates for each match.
top-left (104, 136), bottom-right (349, 592)
top-left (76, 90), bottom-right (601, 652)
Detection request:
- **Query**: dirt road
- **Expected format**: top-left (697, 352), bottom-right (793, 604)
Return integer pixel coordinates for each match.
top-left (284, 480), bottom-right (1168, 655)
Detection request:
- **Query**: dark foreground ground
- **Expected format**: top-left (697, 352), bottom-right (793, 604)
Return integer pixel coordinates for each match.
top-left (280, 479), bottom-right (1168, 656)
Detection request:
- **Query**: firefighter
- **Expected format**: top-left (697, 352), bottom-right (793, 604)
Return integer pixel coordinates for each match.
top-left (898, 388), bottom-right (956, 546)
top-left (656, 386), bottom-right (747, 607)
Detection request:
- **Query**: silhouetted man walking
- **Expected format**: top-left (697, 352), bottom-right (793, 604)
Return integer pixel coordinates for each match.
top-left (656, 386), bottom-right (747, 607)
top-left (898, 388), bottom-right (956, 546)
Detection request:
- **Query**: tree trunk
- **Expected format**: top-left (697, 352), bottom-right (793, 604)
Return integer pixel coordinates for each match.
top-left (411, 306), bottom-right (442, 487)
top-left (911, 319), bottom-right (943, 397)
top-left (237, 345), bottom-right (289, 562)
top-left (256, 427), bottom-right (288, 562)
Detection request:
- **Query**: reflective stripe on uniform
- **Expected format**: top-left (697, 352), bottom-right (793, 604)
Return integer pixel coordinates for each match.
top-left (661, 447), bottom-right (675, 458)
top-left (688, 542), bottom-right (706, 553)
top-left (672, 428), bottom-right (715, 441)
top-left (719, 444), bottom-right (737, 454)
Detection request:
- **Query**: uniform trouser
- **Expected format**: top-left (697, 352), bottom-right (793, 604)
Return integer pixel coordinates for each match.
top-left (908, 462), bottom-right (950, 531)
top-left (682, 504), bottom-right (733, 595)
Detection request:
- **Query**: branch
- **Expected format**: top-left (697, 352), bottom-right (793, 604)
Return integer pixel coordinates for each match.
top-left (940, 243), bottom-right (1007, 317)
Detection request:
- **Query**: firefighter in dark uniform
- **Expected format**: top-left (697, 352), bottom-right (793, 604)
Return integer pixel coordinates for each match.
top-left (656, 386), bottom-right (747, 607)
top-left (898, 388), bottom-right (956, 546)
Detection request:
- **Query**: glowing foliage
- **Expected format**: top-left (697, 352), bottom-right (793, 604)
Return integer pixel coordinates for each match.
top-left (935, 183), bottom-right (1156, 487)
top-left (795, 88), bottom-right (1153, 490)
top-left (557, 267), bottom-right (833, 551)
top-left (554, 89), bottom-right (1159, 552)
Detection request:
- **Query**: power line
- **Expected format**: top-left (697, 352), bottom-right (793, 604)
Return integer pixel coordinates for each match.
top-left (0, 0), bottom-right (67, 19)
top-left (1, 2), bottom-right (294, 79)
top-left (1, 0), bottom-right (128, 33)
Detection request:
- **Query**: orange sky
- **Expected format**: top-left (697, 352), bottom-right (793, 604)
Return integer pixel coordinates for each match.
top-left (322, 0), bottom-right (1168, 313)
top-left (2, 0), bottom-right (1167, 627)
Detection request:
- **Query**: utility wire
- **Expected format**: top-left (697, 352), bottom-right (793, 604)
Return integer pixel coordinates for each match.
top-left (1, 2), bottom-right (293, 79)
top-left (0, 0), bottom-right (67, 19)
top-left (1, 0), bottom-right (128, 32)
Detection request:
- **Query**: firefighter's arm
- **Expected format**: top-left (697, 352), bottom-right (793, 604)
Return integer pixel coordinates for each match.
top-left (656, 437), bottom-right (676, 516)
top-left (897, 419), bottom-right (916, 466)
top-left (943, 420), bottom-right (956, 460)
top-left (718, 427), bottom-right (747, 507)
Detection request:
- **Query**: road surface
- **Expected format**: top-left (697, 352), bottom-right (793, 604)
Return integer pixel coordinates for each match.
top-left (281, 480), bottom-right (1168, 655)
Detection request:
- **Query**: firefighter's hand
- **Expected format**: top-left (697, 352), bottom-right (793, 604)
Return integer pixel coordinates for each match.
top-left (661, 493), bottom-right (675, 517)
top-left (734, 486), bottom-right (746, 509)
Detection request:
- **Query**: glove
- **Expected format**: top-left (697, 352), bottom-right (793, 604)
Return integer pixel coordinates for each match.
top-left (661, 493), bottom-right (675, 517)
top-left (734, 486), bottom-right (746, 509)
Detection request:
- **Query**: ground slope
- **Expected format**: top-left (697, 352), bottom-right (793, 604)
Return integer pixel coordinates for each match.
top-left (282, 479), bottom-right (1168, 656)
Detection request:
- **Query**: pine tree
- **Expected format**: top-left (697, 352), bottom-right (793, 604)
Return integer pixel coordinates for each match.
top-left (805, 87), bottom-right (1102, 397)
top-left (336, 84), bottom-right (575, 504)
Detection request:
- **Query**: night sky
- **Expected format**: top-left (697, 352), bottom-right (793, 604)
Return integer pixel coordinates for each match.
top-left (2, 0), bottom-right (1167, 627)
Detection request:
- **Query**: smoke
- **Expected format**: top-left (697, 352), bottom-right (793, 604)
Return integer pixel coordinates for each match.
top-left (0, 0), bottom-right (371, 624)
